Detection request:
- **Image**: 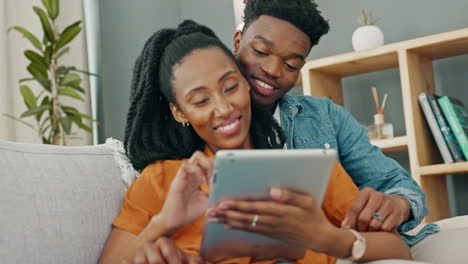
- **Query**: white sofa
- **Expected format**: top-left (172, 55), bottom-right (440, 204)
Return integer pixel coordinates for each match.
top-left (0, 140), bottom-right (467, 264)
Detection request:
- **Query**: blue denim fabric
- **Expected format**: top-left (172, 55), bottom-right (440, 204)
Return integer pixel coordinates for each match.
top-left (279, 94), bottom-right (437, 245)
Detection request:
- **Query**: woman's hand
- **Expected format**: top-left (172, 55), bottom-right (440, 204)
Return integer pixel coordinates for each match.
top-left (207, 187), bottom-right (338, 253)
top-left (125, 236), bottom-right (204, 264)
top-left (159, 151), bottom-right (214, 234)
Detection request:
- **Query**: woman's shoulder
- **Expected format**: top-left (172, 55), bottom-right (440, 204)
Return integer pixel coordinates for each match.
top-left (139, 158), bottom-right (187, 185)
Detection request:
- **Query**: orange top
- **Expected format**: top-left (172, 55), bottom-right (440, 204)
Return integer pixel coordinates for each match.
top-left (113, 148), bottom-right (359, 264)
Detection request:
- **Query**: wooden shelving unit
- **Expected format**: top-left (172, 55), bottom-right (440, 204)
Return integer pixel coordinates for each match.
top-left (301, 27), bottom-right (468, 222)
top-left (370, 136), bottom-right (408, 153)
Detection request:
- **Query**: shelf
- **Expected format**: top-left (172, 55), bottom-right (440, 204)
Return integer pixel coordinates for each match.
top-left (301, 27), bottom-right (468, 77)
top-left (370, 136), bottom-right (408, 153)
top-left (419, 162), bottom-right (468, 176)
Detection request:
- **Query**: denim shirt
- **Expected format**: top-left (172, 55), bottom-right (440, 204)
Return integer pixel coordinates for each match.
top-left (279, 94), bottom-right (439, 246)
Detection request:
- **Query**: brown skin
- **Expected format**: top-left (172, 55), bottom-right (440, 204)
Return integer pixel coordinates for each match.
top-left (170, 47), bottom-right (253, 152)
top-left (233, 15), bottom-right (309, 113)
top-left (99, 47), bottom-right (254, 264)
top-left (208, 187), bottom-right (412, 262)
top-left (233, 15), bottom-right (411, 231)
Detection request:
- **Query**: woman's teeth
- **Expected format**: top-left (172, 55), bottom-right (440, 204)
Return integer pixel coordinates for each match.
top-left (216, 119), bottom-right (239, 131)
top-left (255, 79), bottom-right (274, 90)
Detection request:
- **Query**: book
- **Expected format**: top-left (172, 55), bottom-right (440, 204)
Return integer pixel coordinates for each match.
top-left (427, 94), bottom-right (465, 162)
top-left (418, 93), bottom-right (453, 163)
top-left (438, 96), bottom-right (468, 161)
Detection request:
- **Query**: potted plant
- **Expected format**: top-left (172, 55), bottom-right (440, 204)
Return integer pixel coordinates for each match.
top-left (352, 10), bottom-right (384, 51)
top-left (5, 0), bottom-right (95, 145)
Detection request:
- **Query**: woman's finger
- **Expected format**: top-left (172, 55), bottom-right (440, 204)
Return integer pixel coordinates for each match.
top-left (220, 214), bottom-right (274, 235)
top-left (157, 237), bottom-right (185, 264)
top-left (209, 208), bottom-right (278, 228)
top-left (188, 151), bottom-right (213, 183)
top-left (144, 242), bottom-right (165, 264)
top-left (269, 187), bottom-right (316, 210)
top-left (132, 248), bottom-right (148, 264)
top-left (216, 199), bottom-right (295, 217)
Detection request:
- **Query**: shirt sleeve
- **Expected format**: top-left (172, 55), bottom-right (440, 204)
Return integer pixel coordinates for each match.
top-left (112, 162), bottom-right (167, 235)
top-left (330, 102), bottom-right (428, 232)
top-left (321, 161), bottom-right (359, 227)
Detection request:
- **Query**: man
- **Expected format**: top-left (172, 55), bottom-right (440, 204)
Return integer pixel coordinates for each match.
top-left (232, 0), bottom-right (438, 244)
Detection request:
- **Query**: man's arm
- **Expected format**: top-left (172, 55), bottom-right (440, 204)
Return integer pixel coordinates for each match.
top-left (331, 101), bottom-right (427, 232)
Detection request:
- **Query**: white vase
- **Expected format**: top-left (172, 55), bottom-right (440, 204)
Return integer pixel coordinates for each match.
top-left (352, 25), bottom-right (384, 51)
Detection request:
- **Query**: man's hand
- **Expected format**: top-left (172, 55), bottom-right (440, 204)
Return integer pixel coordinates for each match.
top-left (341, 187), bottom-right (411, 232)
top-left (124, 237), bottom-right (204, 264)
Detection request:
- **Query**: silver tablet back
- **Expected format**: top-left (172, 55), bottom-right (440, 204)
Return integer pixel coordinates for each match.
top-left (200, 148), bottom-right (337, 262)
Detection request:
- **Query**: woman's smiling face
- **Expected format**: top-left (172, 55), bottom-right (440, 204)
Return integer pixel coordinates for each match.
top-left (170, 46), bottom-right (253, 152)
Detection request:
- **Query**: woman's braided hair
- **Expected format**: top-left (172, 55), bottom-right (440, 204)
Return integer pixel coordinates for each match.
top-left (124, 20), bottom-right (286, 171)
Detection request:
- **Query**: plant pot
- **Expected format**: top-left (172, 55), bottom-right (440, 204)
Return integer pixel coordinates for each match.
top-left (352, 25), bottom-right (384, 51)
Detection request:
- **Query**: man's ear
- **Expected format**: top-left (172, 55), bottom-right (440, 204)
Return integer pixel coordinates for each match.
top-left (233, 30), bottom-right (243, 56)
top-left (169, 103), bottom-right (188, 124)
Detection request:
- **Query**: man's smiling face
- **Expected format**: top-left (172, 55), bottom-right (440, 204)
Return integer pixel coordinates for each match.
top-left (234, 15), bottom-right (311, 112)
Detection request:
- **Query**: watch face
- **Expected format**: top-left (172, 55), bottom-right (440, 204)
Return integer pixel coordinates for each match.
top-left (352, 240), bottom-right (366, 259)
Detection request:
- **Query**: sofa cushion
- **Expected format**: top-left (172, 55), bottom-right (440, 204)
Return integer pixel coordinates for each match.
top-left (0, 140), bottom-right (127, 264)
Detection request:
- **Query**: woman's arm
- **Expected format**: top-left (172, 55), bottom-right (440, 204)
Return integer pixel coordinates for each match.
top-left (100, 151), bottom-right (214, 264)
top-left (99, 216), bottom-right (170, 264)
top-left (208, 187), bottom-right (412, 262)
top-left (100, 227), bottom-right (203, 264)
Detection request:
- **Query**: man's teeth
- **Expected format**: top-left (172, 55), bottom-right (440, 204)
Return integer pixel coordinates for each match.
top-left (255, 79), bottom-right (274, 90)
top-left (217, 119), bottom-right (239, 131)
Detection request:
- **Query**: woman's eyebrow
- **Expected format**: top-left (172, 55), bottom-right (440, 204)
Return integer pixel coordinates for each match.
top-left (218, 70), bottom-right (235, 83)
top-left (185, 70), bottom-right (235, 98)
top-left (185, 86), bottom-right (207, 98)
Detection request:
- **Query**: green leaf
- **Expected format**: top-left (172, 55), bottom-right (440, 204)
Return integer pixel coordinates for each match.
top-left (42, 0), bottom-right (59, 20)
top-left (36, 96), bottom-right (50, 121)
top-left (20, 105), bottom-right (52, 118)
top-left (20, 85), bottom-right (37, 109)
top-left (54, 47), bottom-right (69, 60)
top-left (60, 117), bottom-right (72, 134)
top-left (39, 116), bottom-right (53, 134)
top-left (55, 21), bottom-right (81, 51)
top-left (60, 72), bottom-right (81, 87)
top-left (58, 87), bottom-right (84, 101)
top-left (19, 78), bottom-right (35, 83)
top-left (8, 26), bottom-right (43, 51)
top-left (24, 50), bottom-right (49, 69)
top-left (66, 111), bottom-right (92, 133)
top-left (56, 66), bottom-right (75, 76)
top-left (62, 106), bottom-right (94, 121)
top-left (44, 45), bottom-right (53, 65)
top-left (27, 63), bottom-right (48, 80)
top-left (2, 113), bottom-right (35, 129)
top-left (35, 78), bottom-right (51, 92)
top-left (41, 124), bottom-right (51, 135)
top-left (78, 122), bottom-right (92, 133)
top-left (33, 7), bottom-right (55, 43)
top-left (71, 68), bottom-right (98, 77)
top-left (60, 84), bottom-right (84, 94)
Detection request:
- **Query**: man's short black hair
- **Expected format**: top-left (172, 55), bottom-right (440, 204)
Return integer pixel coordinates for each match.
top-left (242, 0), bottom-right (330, 47)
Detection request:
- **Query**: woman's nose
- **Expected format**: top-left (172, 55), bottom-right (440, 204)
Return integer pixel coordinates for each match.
top-left (213, 96), bottom-right (234, 118)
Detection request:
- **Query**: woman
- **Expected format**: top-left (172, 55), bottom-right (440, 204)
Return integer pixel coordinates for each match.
top-left (99, 20), bottom-right (411, 264)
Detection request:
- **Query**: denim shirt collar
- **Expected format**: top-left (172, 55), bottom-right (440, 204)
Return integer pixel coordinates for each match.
top-left (279, 94), bottom-right (302, 115)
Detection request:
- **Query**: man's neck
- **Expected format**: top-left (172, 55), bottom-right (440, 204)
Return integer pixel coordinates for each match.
top-left (266, 101), bottom-right (279, 114)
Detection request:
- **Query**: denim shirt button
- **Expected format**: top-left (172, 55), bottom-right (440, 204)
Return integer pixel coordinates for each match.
top-left (324, 143), bottom-right (331, 149)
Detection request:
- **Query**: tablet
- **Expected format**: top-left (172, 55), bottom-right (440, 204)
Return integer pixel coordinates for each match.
top-left (200, 148), bottom-right (337, 262)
